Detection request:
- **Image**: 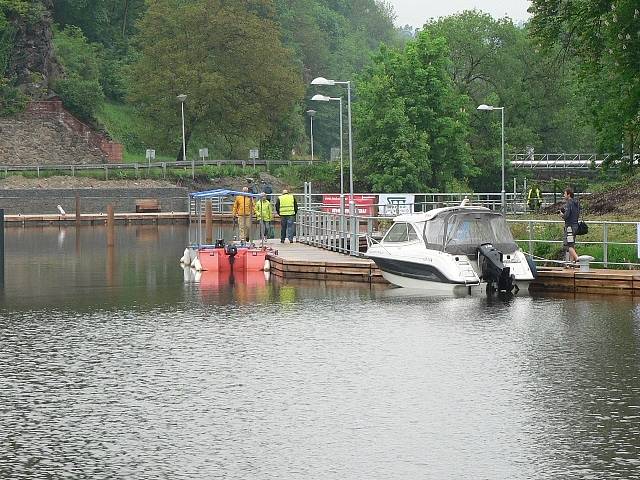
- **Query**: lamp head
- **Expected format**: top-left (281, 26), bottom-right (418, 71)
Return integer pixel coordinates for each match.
top-left (311, 77), bottom-right (335, 86)
top-left (306, 109), bottom-right (317, 117)
top-left (477, 104), bottom-right (494, 111)
top-left (177, 94), bottom-right (187, 102)
top-left (311, 94), bottom-right (331, 102)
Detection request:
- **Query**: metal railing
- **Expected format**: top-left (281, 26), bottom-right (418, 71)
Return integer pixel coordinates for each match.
top-left (510, 153), bottom-right (639, 169)
top-left (0, 158), bottom-right (322, 179)
top-left (507, 218), bottom-right (640, 268)
top-left (296, 207), bottom-right (640, 268)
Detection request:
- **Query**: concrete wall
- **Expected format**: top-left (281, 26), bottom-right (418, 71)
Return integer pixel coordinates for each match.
top-left (0, 187), bottom-right (188, 215)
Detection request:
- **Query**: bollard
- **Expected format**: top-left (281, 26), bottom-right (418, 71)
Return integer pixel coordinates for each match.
top-left (205, 200), bottom-right (213, 244)
top-left (107, 204), bottom-right (115, 247)
top-left (75, 193), bottom-right (81, 225)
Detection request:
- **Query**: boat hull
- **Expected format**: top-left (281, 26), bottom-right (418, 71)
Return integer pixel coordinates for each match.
top-left (197, 247), bottom-right (267, 272)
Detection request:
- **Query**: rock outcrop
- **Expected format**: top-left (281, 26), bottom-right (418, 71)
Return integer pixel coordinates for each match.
top-left (6, 0), bottom-right (58, 99)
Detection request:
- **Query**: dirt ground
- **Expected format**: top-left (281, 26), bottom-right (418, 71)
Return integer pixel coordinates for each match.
top-left (542, 183), bottom-right (639, 217)
top-left (580, 183), bottom-right (640, 216)
top-left (0, 171), bottom-right (288, 192)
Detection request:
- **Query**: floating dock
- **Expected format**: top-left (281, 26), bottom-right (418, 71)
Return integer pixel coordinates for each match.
top-left (267, 240), bottom-right (385, 283)
top-left (3, 212), bottom-right (190, 226)
top-left (531, 267), bottom-right (640, 296)
top-left (267, 241), bottom-right (640, 296)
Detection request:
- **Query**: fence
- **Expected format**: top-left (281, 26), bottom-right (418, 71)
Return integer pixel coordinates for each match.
top-left (0, 158), bottom-right (322, 180)
top-left (295, 205), bottom-right (640, 268)
top-left (507, 218), bottom-right (640, 268)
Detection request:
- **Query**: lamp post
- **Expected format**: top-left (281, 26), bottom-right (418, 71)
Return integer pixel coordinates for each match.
top-left (477, 104), bottom-right (505, 213)
top-left (311, 94), bottom-right (345, 223)
top-left (177, 94), bottom-right (191, 179)
top-left (306, 109), bottom-right (316, 162)
top-left (311, 77), bottom-right (353, 216)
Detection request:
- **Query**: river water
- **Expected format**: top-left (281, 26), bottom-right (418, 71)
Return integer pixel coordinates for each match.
top-left (1, 225), bottom-right (640, 479)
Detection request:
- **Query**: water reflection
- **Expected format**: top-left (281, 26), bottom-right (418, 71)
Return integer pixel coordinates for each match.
top-left (1, 226), bottom-right (640, 479)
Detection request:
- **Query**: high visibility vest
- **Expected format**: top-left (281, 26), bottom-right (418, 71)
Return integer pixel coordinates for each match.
top-left (278, 194), bottom-right (295, 216)
top-left (254, 200), bottom-right (273, 221)
top-left (527, 187), bottom-right (541, 201)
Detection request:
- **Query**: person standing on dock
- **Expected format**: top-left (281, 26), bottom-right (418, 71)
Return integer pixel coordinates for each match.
top-left (276, 188), bottom-right (298, 243)
top-left (233, 187), bottom-right (254, 242)
top-left (560, 187), bottom-right (579, 264)
top-left (254, 192), bottom-right (273, 241)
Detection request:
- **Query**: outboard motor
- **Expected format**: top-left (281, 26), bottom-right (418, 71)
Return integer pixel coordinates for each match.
top-left (225, 244), bottom-right (238, 266)
top-left (215, 238), bottom-right (225, 249)
top-left (477, 243), bottom-right (516, 294)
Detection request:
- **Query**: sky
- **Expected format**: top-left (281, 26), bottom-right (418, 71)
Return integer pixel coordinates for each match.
top-left (388, 0), bottom-right (532, 28)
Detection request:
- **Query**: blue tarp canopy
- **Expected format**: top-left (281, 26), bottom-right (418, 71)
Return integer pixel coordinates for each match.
top-left (190, 188), bottom-right (262, 199)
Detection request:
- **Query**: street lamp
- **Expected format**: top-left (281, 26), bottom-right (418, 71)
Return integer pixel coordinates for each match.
top-left (177, 94), bottom-right (191, 179)
top-left (477, 103), bottom-right (505, 213)
top-left (311, 77), bottom-right (354, 216)
top-left (306, 109), bottom-right (316, 162)
top-left (311, 94), bottom-right (344, 219)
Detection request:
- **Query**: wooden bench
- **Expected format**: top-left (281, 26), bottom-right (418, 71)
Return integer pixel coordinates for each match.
top-left (135, 198), bottom-right (161, 213)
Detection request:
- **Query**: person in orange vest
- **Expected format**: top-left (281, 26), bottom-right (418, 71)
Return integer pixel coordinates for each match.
top-left (232, 186), bottom-right (254, 242)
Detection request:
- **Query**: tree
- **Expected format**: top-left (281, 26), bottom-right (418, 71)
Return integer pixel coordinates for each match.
top-left (529, 0), bottom-right (640, 170)
top-left (52, 0), bottom-right (146, 47)
top-left (128, 0), bottom-right (304, 160)
top-left (423, 10), bottom-right (596, 191)
top-left (355, 32), bottom-right (473, 192)
top-left (53, 26), bottom-right (104, 120)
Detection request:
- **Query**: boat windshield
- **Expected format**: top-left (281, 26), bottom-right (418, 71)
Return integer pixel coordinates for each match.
top-left (382, 222), bottom-right (421, 243)
top-left (441, 212), bottom-right (518, 255)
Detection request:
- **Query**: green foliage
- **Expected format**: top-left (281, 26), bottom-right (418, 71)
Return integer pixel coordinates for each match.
top-left (423, 11), bottom-right (596, 192)
top-left (52, 0), bottom-right (146, 46)
top-left (354, 31), bottom-right (472, 192)
top-left (128, 0), bottom-right (305, 160)
top-left (0, 76), bottom-right (27, 115)
top-left (529, 0), bottom-right (639, 169)
top-left (272, 162), bottom-right (339, 190)
top-left (96, 101), bottom-right (146, 153)
top-left (53, 26), bottom-right (105, 120)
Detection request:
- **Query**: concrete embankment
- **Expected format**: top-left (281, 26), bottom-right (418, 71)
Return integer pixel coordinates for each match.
top-left (0, 187), bottom-right (188, 215)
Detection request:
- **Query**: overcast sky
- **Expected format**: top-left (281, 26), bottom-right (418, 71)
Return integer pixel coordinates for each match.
top-left (388, 0), bottom-right (532, 27)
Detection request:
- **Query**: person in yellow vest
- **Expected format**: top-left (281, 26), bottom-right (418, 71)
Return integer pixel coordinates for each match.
top-left (527, 184), bottom-right (542, 212)
top-left (275, 188), bottom-right (298, 243)
top-left (254, 192), bottom-right (273, 241)
top-left (232, 186), bottom-right (254, 242)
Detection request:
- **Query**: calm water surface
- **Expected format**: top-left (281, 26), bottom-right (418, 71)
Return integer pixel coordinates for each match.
top-left (1, 225), bottom-right (640, 479)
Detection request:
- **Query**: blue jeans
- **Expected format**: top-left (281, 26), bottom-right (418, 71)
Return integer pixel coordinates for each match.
top-left (280, 216), bottom-right (295, 242)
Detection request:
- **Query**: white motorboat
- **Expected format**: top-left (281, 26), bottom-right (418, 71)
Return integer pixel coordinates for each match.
top-left (366, 205), bottom-right (536, 294)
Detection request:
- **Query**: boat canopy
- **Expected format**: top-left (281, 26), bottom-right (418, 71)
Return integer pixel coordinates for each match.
top-left (421, 208), bottom-right (518, 255)
top-left (190, 188), bottom-right (263, 199)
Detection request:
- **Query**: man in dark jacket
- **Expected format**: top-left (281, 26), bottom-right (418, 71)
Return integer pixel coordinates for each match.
top-left (560, 187), bottom-right (579, 264)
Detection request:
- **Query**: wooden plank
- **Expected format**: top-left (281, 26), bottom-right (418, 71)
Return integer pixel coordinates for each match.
top-left (325, 266), bottom-right (372, 275)
top-left (575, 278), bottom-right (633, 289)
top-left (283, 264), bottom-right (326, 274)
top-left (576, 286), bottom-right (634, 296)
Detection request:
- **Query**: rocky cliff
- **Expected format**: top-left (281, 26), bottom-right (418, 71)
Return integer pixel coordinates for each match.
top-left (5, 0), bottom-right (57, 99)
